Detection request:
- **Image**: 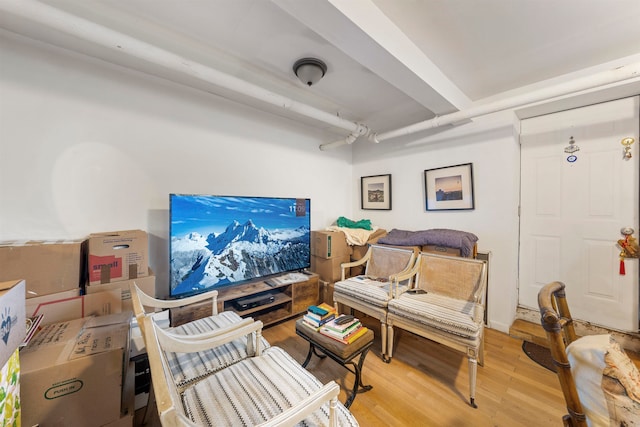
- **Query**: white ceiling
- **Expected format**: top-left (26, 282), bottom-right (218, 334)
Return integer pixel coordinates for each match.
top-left (2, 0), bottom-right (640, 142)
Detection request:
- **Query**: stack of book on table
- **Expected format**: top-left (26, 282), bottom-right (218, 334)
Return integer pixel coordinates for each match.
top-left (319, 314), bottom-right (368, 344)
top-left (302, 303), bottom-right (337, 330)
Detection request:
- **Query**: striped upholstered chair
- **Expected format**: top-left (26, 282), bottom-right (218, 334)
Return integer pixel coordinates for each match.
top-left (386, 252), bottom-right (487, 408)
top-left (131, 283), bottom-right (270, 390)
top-left (144, 315), bottom-right (360, 426)
top-left (332, 244), bottom-right (417, 361)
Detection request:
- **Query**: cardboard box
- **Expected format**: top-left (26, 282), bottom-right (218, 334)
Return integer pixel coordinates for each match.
top-left (0, 280), bottom-right (26, 368)
top-left (88, 230), bottom-right (148, 285)
top-left (85, 268), bottom-right (156, 313)
top-left (310, 231), bottom-right (350, 259)
top-left (319, 279), bottom-right (334, 305)
top-left (311, 254), bottom-right (351, 282)
top-left (421, 244), bottom-right (462, 257)
top-left (26, 289), bottom-right (122, 326)
top-left (0, 240), bottom-right (83, 298)
top-left (21, 312), bottom-right (131, 427)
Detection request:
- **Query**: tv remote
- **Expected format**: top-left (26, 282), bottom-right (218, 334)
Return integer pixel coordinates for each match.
top-left (335, 315), bottom-right (355, 325)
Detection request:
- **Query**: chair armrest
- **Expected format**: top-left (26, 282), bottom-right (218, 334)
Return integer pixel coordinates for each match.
top-left (257, 382), bottom-right (341, 427)
top-left (391, 260), bottom-right (420, 297)
top-left (154, 318), bottom-right (265, 356)
top-left (131, 282), bottom-right (219, 313)
top-left (340, 247), bottom-right (372, 280)
top-left (168, 317), bottom-right (255, 341)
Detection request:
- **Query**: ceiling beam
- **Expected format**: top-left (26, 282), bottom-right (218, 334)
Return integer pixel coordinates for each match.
top-left (274, 0), bottom-right (471, 116)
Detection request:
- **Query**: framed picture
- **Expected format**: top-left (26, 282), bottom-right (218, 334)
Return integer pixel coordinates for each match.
top-left (361, 174), bottom-right (392, 210)
top-left (424, 163), bottom-right (474, 211)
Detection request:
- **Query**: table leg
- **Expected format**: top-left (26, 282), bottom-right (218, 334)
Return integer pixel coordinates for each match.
top-left (344, 347), bottom-right (373, 408)
top-left (302, 344), bottom-right (327, 367)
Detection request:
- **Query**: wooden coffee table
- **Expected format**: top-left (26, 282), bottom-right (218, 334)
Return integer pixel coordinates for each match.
top-left (295, 318), bottom-right (374, 408)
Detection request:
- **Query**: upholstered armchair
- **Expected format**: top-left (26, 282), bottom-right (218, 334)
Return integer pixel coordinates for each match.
top-left (130, 283), bottom-right (269, 390)
top-left (538, 281), bottom-right (640, 426)
top-left (332, 244), bottom-right (417, 360)
top-left (143, 315), bottom-right (360, 426)
top-left (386, 252), bottom-right (487, 408)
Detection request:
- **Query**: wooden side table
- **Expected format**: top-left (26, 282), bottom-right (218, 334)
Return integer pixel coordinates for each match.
top-left (295, 319), bottom-right (374, 408)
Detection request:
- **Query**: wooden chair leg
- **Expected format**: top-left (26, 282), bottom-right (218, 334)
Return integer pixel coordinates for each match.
top-left (468, 357), bottom-right (478, 408)
top-left (380, 320), bottom-right (387, 358)
top-left (384, 324), bottom-right (394, 362)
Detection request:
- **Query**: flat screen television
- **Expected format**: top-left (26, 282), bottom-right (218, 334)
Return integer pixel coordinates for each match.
top-left (169, 194), bottom-right (311, 299)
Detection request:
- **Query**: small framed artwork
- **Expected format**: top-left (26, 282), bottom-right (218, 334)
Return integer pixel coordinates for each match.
top-left (361, 174), bottom-right (392, 210)
top-left (424, 163), bottom-right (474, 211)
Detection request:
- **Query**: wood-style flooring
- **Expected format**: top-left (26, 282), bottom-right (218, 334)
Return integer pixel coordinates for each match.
top-left (137, 314), bottom-right (567, 426)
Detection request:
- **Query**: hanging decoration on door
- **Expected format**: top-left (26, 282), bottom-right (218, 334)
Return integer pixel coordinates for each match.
top-left (617, 227), bottom-right (639, 275)
top-left (621, 137), bottom-right (635, 160)
top-left (564, 136), bottom-right (579, 163)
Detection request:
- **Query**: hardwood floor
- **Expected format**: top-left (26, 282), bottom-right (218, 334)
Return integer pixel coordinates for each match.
top-left (262, 315), bottom-right (565, 427)
top-left (137, 314), bottom-right (567, 426)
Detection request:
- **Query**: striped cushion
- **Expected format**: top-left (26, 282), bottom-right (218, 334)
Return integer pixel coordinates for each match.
top-left (334, 279), bottom-right (408, 307)
top-left (166, 311), bottom-right (271, 389)
top-left (181, 346), bottom-right (359, 427)
top-left (388, 293), bottom-right (481, 340)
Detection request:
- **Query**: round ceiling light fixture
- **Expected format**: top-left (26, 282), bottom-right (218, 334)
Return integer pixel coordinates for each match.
top-left (293, 57), bottom-right (327, 87)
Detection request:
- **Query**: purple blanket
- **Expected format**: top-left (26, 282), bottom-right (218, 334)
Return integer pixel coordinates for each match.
top-left (378, 228), bottom-right (478, 257)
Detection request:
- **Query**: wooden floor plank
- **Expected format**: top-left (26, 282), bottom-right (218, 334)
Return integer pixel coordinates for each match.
top-left (138, 313), bottom-right (568, 426)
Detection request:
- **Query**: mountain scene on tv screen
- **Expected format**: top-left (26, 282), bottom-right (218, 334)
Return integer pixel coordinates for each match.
top-left (170, 197), bottom-right (310, 296)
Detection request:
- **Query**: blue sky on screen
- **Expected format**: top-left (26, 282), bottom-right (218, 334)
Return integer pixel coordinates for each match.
top-left (170, 194), bottom-right (310, 237)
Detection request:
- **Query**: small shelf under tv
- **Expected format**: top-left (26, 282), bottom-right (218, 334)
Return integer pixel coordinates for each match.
top-left (169, 273), bottom-right (319, 328)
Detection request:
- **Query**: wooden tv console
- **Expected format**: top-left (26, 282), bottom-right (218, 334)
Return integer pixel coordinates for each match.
top-left (170, 273), bottom-right (319, 327)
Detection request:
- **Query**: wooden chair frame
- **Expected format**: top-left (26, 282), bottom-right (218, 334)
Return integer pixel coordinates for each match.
top-left (386, 252), bottom-right (487, 408)
top-left (538, 281), bottom-right (587, 427)
top-left (333, 244), bottom-right (417, 360)
top-left (143, 315), bottom-right (343, 426)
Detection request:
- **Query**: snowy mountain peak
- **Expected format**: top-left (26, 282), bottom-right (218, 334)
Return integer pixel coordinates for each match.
top-left (207, 219), bottom-right (269, 254)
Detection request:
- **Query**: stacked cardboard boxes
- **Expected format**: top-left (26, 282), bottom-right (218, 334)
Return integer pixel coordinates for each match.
top-left (21, 312), bottom-right (133, 427)
top-left (85, 229), bottom-right (156, 313)
top-left (0, 240), bottom-right (84, 298)
top-left (310, 230), bottom-right (351, 282)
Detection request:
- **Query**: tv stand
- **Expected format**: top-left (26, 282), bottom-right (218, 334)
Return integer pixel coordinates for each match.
top-left (169, 273), bottom-right (319, 327)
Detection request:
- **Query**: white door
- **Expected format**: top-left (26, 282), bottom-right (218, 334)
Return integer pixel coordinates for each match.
top-left (519, 96), bottom-right (639, 331)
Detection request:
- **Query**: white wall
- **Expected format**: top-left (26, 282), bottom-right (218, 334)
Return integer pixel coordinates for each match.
top-left (351, 113), bottom-right (521, 332)
top-left (0, 32), bottom-right (353, 297)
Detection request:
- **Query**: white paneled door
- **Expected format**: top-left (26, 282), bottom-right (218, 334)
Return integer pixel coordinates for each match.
top-left (519, 96), bottom-right (639, 331)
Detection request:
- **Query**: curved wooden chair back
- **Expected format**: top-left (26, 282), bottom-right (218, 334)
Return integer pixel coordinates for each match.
top-left (538, 281), bottom-right (587, 427)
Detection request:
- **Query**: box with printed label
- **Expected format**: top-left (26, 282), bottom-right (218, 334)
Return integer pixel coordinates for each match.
top-left (310, 231), bottom-right (350, 259)
top-left (88, 230), bottom-right (148, 285)
top-left (0, 280), bottom-right (26, 368)
top-left (0, 240), bottom-right (83, 298)
top-left (26, 289), bottom-right (122, 326)
top-left (21, 312), bottom-right (131, 427)
top-left (85, 268), bottom-right (155, 313)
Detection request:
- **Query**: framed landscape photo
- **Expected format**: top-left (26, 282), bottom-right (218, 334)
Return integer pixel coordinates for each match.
top-left (361, 174), bottom-right (392, 210)
top-left (424, 163), bottom-right (474, 211)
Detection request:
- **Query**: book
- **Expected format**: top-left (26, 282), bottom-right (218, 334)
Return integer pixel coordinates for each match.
top-left (322, 315), bottom-right (360, 333)
top-left (319, 320), bottom-right (362, 340)
top-left (316, 302), bottom-right (337, 314)
top-left (320, 326), bottom-right (369, 345)
top-left (301, 318), bottom-right (321, 331)
top-left (306, 303), bottom-right (337, 321)
top-left (303, 313), bottom-right (335, 328)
